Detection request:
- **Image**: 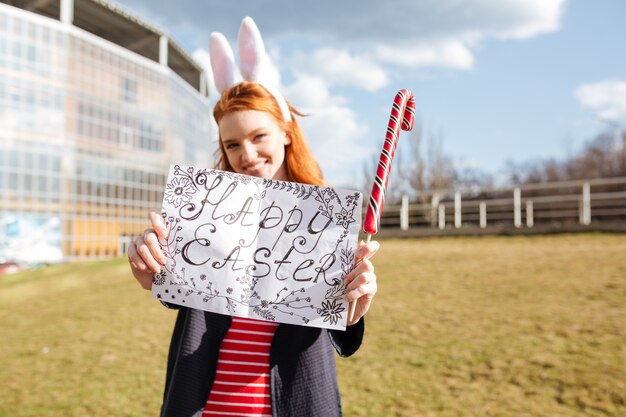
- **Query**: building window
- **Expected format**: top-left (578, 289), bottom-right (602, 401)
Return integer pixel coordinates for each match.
top-left (121, 76), bottom-right (136, 103)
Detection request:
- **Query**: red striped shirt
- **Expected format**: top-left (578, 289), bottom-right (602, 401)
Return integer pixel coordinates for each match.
top-left (203, 317), bottom-right (278, 417)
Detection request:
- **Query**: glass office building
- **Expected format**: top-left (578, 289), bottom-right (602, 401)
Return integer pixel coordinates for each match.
top-left (0, 0), bottom-right (213, 263)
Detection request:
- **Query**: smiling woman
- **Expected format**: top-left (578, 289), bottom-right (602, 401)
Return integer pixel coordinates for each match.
top-left (126, 17), bottom-right (380, 417)
top-left (219, 109), bottom-right (291, 180)
top-left (214, 82), bottom-right (325, 186)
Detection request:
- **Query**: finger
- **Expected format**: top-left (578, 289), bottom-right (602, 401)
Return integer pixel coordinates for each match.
top-left (367, 240), bottom-right (380, 257)
top-left (149, 210), bottom-right (168, 238)
top-left (345, 261), bottom-right (376, 291)
top-left (127, 242), bottom-right (155, 290)
top-left (136, 236), bottom-right (163, 274)
top-left (343, 258), bottom-right (374, 286)
top-left (346, 282), bottom-right (377, 303)
top-left (127, 243), bottom-right (148, 273)
top-left (342, 269), bottom-right (356, 287)
top-left (356, 240), bottom-right (380, 261)
top-left (143, 228), bottom-right (167, 265)
top-left (345, 272), bottom-right (370, 292)
top-left (354, 240), bottom-right (366, 262)
top-left (354, 258), bottom-right (375, 275)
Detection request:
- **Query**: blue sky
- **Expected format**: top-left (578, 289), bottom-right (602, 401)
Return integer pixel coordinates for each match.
top-left (115, 0), bottom-right (626, 187)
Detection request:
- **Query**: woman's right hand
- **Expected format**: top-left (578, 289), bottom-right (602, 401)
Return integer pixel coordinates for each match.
top-left (127, 210), bottom-right (168, 290)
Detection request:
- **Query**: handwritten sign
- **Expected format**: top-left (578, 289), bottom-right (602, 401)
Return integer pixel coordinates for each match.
top-left (152, 165), bottom-right (362, 330)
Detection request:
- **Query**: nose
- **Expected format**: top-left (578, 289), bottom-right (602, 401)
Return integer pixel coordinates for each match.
top-left (240, 141), bottom-right (257, 161)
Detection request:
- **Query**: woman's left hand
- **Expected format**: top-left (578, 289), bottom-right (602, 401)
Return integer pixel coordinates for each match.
top-left (344, 240), bottom-right (380, 325)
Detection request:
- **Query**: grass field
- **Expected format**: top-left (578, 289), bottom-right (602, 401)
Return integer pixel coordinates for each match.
top-left (1, 233), bottom-right (625, 417)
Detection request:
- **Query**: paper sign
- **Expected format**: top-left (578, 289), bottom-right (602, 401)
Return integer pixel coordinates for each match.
top-left (152, 165), bottom-right (362, 330)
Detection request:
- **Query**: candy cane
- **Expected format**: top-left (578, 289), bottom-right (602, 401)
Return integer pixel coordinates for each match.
top-left (349, 89), bottom-right (415, 323)
top-left (363, 89), bottom-right (416, 237)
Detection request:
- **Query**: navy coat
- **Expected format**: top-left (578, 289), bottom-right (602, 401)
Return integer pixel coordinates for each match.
top-left (159, 306), bottom-right (365, 417)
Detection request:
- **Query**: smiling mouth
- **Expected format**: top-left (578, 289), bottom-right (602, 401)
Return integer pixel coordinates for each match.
top-left (244, 161), bottom-right (266, 172)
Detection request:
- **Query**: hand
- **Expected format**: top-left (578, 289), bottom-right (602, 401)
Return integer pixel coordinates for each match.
top-left (344, 240), bottom-right (380, 325)
top-left (127, 210), bottom-right (168, 290)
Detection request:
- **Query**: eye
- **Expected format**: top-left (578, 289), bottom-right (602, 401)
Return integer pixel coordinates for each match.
top-left (253, 134), bottom-right (267, 141)
top-left (224, 142), bottom-right (239, 150)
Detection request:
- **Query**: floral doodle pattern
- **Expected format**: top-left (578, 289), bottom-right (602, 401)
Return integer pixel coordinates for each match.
top-left (152, 165), bottom-right (362, 330)
top-left (164, 177), bottom-right (196, 207)
top-left (319, 299), bottom-right (345, 326)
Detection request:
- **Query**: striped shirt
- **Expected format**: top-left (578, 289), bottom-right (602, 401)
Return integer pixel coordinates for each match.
top-left (203, 317), bottom-right (278, 417)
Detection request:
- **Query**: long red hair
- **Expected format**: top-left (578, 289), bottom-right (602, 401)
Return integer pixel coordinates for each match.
top-left (213, 82), bottom-right (325, 186)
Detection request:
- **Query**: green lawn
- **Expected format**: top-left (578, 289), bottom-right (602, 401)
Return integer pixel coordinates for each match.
top-left (1, 234), bottom-right (624, 417)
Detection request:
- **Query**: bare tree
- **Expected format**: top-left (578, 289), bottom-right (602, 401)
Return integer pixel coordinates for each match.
top-left (503, 127), bottom-right (626, 185)
top-left (424, 127), bottom-right (455, 191)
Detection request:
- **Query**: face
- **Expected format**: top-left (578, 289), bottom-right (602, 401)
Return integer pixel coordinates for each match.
top-left (219, 110), bottom-right (291, 181)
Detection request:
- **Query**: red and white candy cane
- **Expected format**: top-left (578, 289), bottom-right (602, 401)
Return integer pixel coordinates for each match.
top-left (348, 89), bottom-right (415, 323)
top-left (363, 89), bottom-right (416, 238)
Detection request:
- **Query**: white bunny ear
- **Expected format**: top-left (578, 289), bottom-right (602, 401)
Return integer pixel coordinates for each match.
top-left (209, 17), bottom-right (292, 122)
top-left (238, 16), bottom-right (264, 82)
top-left (210, 32), bottom-right (236, 93)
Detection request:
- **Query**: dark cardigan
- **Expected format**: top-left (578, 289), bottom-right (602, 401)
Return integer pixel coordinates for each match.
top-left (159, 305), bottom-right (365, 417)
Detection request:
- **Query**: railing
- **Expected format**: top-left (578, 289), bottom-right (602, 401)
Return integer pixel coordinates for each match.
top-left (376, 177), bottom-right (626, 234)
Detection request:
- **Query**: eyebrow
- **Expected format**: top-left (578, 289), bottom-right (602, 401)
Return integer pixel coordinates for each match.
top-left (222, 127), bottom-right (268, 144)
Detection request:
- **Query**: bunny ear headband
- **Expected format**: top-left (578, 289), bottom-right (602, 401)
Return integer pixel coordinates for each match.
top-left (210, 17), bottom-right (291, 122)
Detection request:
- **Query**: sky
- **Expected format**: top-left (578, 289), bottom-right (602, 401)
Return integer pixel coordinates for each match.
top-left (113, 0), bottom-right (626, 187)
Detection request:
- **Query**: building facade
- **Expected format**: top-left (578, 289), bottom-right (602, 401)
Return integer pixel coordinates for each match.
top-left (0, 0), bottom-right (213, 263)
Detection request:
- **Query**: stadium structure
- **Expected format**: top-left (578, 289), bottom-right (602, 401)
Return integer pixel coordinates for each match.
top-left (0, 0), bottom-right (213, 265)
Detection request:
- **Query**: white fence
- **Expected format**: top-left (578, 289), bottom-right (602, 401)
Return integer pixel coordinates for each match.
top-left (376, 177), bottom-right (626, 234)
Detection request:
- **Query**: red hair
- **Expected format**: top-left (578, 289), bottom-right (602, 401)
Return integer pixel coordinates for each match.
top-left (213, 82), bottom-right (325, 186)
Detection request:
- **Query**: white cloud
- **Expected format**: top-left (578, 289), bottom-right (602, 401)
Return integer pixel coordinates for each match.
top-left (283, 75), bottom-right (371, 185)
top-left (158, 0), bottom-right (566, 183)
top-left (369, 0), bottom-right (563, 69)
top-left (283, 75), bottom-right (335, 109)
top-left (375, 41), bottom-right (474, 69)
top-left (575, 80), bottom-right (626, 122)
top-left (485, 0), bottom-right (564, 39)
top-left (289, 49), bottom-right (388, 91)
top-left (118, 0), bottom-right (565, 72)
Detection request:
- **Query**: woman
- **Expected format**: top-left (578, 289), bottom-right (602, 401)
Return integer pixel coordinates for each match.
top-left (127, 18), bottom-right (378, 417)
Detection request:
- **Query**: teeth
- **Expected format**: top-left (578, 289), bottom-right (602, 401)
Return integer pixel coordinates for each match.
top-left (246, 162), bottom-right (264, 171)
